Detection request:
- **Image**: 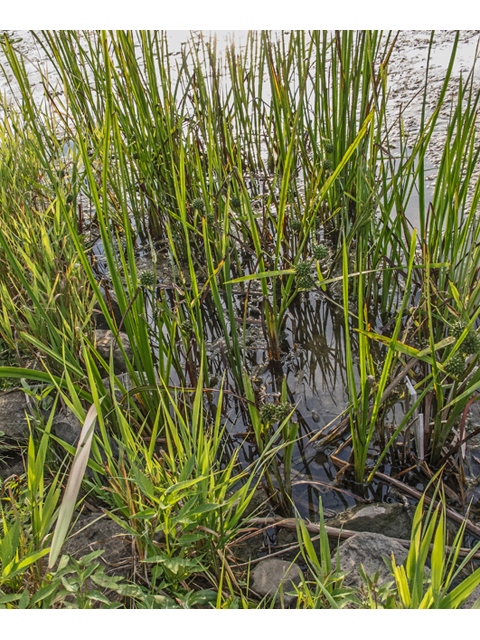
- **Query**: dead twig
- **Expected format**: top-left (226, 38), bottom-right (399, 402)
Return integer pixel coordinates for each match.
top-left (374, 471), bottom-right (480, 538)
top-left (246, 516), bottom-right (480, 560)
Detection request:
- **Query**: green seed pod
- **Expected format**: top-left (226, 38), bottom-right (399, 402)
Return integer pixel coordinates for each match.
top-left (313, 243), bottom-right (329, 261)
top-left (180, 319), bottom-right (193, 335)
top-left (291, 218), bottom-right (302, 232)
top-left (275, 402), bottom-right (294, 423)
top-left (297, 275), bottom-right (313, 291)
top-left (192, 198), bottom-right (205, 212)
top-left (325, 142), bottom-right (334, 154)
top-left (261, 403), bottom-right (277, 424)
top-left (230, 196), bottom-right (241, 209)
top-left (206, 212), bottom-right (215, 225)
top-left (66, 194), bottom-right (74, 204)
top-left (295, 260), bottom-right (311, 278)
top-left (463, 330), bottom-right (480, 355)
top-left (139, 271), bottom-right (156, 288)
top-left (445, 352), bottom-right (466, 377)
top-left (451, 320), bottom-right (467, 339)
top-left (323, 159), bottom-right (333, 172)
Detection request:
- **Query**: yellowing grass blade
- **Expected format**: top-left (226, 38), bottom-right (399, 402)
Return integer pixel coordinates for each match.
top-left (48, 403), bottom-right (98, 568)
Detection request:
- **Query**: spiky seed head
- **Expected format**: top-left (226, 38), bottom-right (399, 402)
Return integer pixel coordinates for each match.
top-left (291, 218), bottom-right (302, 232)
top-left (139, 271), bottom-right (156, 288)
top-left (192, 198), bottom-right (205, 212)
top-left (261, 403), bottom-right (277, 424)
top-left (445, 352), bottom-right (466, 377)
top-left (323, 159), bottom-right (333, 172)
top-left (462, 330), bottom-right (480, 355)
top-left (180, 319), bottom-right (193, 335)
top-left (230, 196), bottom-right (241, 209)
top-left (66, 194), bottom-right (74, 204)
top-left (295, 260), bottom-right (311, 278)
top-left (325, 142), bottom-right (334, 154)
top-left (133, 152), bottom-right (140, 160)
top-left (275, 402), bottom-right (294, 423)
top-left (313, 243), bottom-right (329, 261)
top-left (297, 275), bottom-right (313, 291)
top-left (451, 320), bottom-right (467, 339)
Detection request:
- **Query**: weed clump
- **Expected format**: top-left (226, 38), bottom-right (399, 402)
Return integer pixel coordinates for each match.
top-left (275, 402), bottom-right (294, 423)
top-left (260, 402), bottom-right (294, 423)
top-left (260, 402), bottom-right (277, 423)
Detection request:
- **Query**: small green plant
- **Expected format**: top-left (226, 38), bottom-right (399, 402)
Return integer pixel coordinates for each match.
top-left (294, 498), bottom-right (355, 609)
top-left (260, 403), bottom-right (277, 424)
top-left (390, 481), bottom-right (480, 609)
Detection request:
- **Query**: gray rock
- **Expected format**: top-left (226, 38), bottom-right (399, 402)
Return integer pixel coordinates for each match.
top-left (52, 407), bottom-right (83, 448)
top-left (252, 558), bottom-right (302, 607)
top-left (339, 532), bottom-right (409, 589)
top-left (102, 372), bottom-right (133, 403)
top-left (92, 290), bottom-right (123, 331)
top-left (0, 390), bottom-right (32, 440)
top-left (0, 456), bottom-right (25, 480)
top-left (61, 513), bottom-right (131, 572)
top-left (327, 502), bottom-right (413, 541)
top-left (58, 513), bottom-right (132, 603)
top-left (94, 329), bottom-right (134, 373)
top-left (52, 407), bottom-right (118, 476)
top-left (102, 370), bottom-right (160, 403)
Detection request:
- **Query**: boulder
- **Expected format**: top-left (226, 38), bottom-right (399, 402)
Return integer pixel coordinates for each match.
top-left (338, 531), bottom-right (409, 589)
top-left (94, 329), bottom-right (134, 373)
top-left (251, 558), bottom-right (302, 608)
top-left (57, 513), bottom-right (132, 603)
top-left (52, 407), bottom-right (83, 448)
top-left (0, 390), bottom-right (32, 441)
top-left (102, 370), bottom-right (160, 403)
top-left (52, 407), bottom-right (118, 477)
top-left (326, 502), bottom-right (413, 541)
top-left (61, 513), bottom-right (131, 574)
top-left (0, 454), bottom-right (25, 480)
